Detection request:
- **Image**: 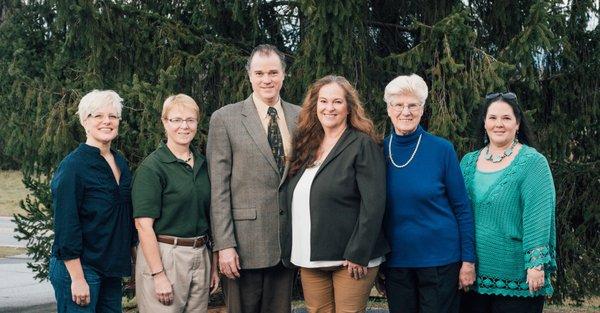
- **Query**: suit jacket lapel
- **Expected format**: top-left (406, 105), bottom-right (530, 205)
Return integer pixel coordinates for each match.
top-left (240, 96), bottom-right (280, 174)
top-left (281, 101), bottom-right (298, 137)
top-left (316, 128), bottom-right (358, 177)
top-left (280, 101), bottom-right (300, 186)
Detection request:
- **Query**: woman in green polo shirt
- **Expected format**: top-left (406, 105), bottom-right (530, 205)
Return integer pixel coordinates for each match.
top-left (132, 94), bottom-right (219, 312)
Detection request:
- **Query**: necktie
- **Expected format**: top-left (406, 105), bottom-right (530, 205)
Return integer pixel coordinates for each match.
top-left (267, 107), bottom-right (285, 175)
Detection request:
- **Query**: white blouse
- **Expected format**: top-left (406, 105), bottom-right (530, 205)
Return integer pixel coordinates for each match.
top-left (290, 165), bottom-right (383, 268)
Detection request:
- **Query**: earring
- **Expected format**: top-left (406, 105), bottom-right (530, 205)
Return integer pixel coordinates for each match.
top-left (484, 133), bottom-right (489, 144)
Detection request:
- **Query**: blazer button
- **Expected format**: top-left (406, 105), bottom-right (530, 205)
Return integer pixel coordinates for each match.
top-left (279, 210), bottom-right (284, 215)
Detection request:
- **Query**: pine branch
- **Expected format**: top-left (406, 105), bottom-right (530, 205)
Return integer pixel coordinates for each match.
top-left (366, 21), bottom-right (417, 32)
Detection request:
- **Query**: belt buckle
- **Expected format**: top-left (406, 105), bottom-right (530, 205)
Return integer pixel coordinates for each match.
top-left (192, 236), bottom-right (201, 249)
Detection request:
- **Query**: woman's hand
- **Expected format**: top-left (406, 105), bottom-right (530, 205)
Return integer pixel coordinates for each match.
top-left (63, 258), bottom-right (89, 306)
top-left (375, 271), bottom-right (386, 296)
top-left (527, 267), bottom-right (545, 293)
top-left (343, 260), bottom-right (368, 280)
top-left (71, 277), bottom-right (90, 306)
top-left (153, 272), bottom-right (174, 305)
top-left (458, 262), bottom-right (476, 290)
top-left (210, 252), bottom-right (220, 294)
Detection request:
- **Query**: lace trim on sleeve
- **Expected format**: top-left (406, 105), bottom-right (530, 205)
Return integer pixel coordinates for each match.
top-left (524, 245), bottom-right (557, 270)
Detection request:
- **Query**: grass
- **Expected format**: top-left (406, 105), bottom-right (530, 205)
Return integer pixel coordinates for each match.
top-left (0, 246), bottom-right (27, 258)
top-left (0, 170), bottom-right (28, 217)
top-left (544, 297), bottom-right (600, 313)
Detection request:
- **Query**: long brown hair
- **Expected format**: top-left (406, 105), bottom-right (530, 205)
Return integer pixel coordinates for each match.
top-left (289, 75), bottom-right (379, 176)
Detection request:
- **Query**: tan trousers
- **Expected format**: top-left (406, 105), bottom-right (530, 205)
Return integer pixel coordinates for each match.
top-left (300, 266), bottom-right (379, 313)
top-left (136, 242), bottom-right (211, 313)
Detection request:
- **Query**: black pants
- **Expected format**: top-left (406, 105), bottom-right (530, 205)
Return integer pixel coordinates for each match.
top-left (385, 262), bottom-right (461, 313)
top-left (222, 263), bottom-right (296, 313)
top-left (460, 291), bottom-right (544, 313)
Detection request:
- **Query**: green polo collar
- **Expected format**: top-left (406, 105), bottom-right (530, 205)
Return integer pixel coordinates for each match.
top-left (154, 142), bottom-right (204, 166)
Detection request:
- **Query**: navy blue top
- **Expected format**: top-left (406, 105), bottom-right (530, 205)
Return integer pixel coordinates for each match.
top-left (51, 143), bottom-right (135, 277)
top-left (383, 126), bottom-right (475, 267)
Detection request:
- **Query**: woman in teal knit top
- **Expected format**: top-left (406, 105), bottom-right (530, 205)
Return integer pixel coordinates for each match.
top-left (459, 92), bottom-right (556, 313)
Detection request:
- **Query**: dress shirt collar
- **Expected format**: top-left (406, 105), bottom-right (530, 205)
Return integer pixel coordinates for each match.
top-left (252, 93), bottom-right (283, 119)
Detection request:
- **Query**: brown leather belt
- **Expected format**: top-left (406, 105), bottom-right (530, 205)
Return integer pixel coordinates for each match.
top-left (157, 235), bottom-right (207, 248)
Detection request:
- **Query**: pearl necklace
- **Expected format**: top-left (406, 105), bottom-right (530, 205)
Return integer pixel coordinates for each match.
top-left (388, 133), bottom-right (422, 168)
top-left (483, 140), bottom-right (517, 163)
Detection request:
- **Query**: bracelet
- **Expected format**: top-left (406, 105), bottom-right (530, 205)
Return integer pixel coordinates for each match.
top-left (151, 268), bottom-right (164, 277)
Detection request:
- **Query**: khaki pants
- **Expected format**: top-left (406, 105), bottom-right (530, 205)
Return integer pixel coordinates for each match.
top-left (136, 242), bottom-right (211, 313)
top-left (300, 266), bottom-right (379, 313)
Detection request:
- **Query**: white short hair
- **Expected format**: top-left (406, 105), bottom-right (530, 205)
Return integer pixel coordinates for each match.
top-left (77, 90), bottom-right (123, 125)
top-left (383, 74), bottom-right (429, 106)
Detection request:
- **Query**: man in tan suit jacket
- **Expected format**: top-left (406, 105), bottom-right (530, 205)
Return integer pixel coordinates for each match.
top-left (206, 44), bottom-right (300, 313)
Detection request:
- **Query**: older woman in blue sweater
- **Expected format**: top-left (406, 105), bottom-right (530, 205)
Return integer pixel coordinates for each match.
top-left (381, 74), bottom-right (475, 313)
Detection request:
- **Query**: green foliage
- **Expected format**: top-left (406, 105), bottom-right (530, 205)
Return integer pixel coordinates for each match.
top-left (13, 175), bottom-right (53, 281)
top-left (551, 162), bottom-right (600, 304)
top-left (1, 0), bottom-right (597, 303)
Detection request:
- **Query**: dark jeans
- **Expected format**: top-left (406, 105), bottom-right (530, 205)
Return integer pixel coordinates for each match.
top-left (222, 263), bottom-right (296, 313)
top-left (49, 257), bottom-right (122, 313)
top-left (460, 291), bottom-right (544, 313)
top-left (385, 262), bottom-right (461, 313)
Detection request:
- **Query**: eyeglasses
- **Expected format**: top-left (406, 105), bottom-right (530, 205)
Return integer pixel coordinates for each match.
top-left (485, 92), bottom-right (517, 101)
top-left (166, 118), bottom-right (198, 126)
top-left (88, 113), bottom-right (120, 121)
top-left (388, 103), bottom-right (422, 112)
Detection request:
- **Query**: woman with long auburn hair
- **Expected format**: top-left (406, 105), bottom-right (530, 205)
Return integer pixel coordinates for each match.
top-left (282, 75), bottom-right (389, 313)
top-left (289, 75), bottom-right (379, 176)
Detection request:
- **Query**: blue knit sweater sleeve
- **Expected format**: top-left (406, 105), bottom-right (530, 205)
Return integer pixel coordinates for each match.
top-left (443, 143), bottom-right (476, 263)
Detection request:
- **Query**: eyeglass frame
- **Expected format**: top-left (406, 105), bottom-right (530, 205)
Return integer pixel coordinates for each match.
top-left (387, 102), bottom-right (423, 113)
top-left (164, 117), bottom-right (198, 126)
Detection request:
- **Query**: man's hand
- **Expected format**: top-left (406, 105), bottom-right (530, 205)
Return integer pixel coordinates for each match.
top-left (219, 248), bottom-right (241, 279)
top-left (458, 262), bottom-right (476, 291)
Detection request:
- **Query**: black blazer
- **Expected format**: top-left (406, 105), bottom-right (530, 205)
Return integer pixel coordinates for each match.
top-left (280, 128), bottom-right (389, 267)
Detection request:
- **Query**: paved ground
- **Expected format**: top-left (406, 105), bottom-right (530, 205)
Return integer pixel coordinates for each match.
top-left (0, 217), bottom-right (23, 248)
top-left (0, 217), bottom-right (392, 312)
top-left (0, 254), bottom-right (56, 312)
top-left (0, 217), bottom-right (56, 312)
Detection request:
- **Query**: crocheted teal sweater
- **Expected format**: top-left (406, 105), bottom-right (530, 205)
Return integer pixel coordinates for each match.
top-left (460, 145), bottom-right (556, 297)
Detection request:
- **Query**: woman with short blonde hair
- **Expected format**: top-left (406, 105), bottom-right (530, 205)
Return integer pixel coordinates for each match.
top-left (49, 89), bottom-right (135, 312)
top-left (133, 94), bottom-right (219, 312)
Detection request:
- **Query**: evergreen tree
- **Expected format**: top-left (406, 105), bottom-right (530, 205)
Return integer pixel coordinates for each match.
top-left (0, 0), bottom-right (597, 303)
